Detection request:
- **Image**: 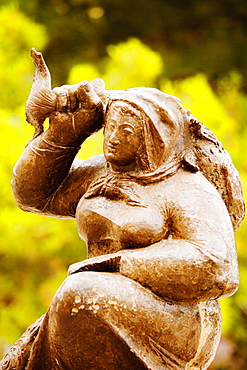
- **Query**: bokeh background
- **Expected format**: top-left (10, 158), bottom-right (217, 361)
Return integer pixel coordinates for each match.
top-left (1, 0), bottom-right (247, 368)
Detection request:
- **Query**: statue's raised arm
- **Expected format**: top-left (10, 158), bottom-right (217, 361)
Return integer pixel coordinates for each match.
top-left (2, 50), bottom-right (245, 370)
top-left (12, 49), bottom-right (106, 218)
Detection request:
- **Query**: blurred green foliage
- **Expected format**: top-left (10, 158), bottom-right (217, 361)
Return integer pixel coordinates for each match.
top-left (12, 0), bottom-right (247, 88)
top-left (0, 5), bottom-right (47, 110)
top-left (1, 2), bottom-right (247, 369)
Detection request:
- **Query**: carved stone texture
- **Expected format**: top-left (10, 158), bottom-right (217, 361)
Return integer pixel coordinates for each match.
top-left (1, 49), bottom-right (245, 370)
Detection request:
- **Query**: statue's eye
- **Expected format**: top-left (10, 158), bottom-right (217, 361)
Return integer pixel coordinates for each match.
top-left (106, 121), bottom-right (115, 131)
top-left (121, 123), bottom-right (134, 135)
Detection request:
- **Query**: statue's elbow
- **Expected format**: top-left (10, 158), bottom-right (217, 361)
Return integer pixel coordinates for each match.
top-left (221, 276), bottom-right (239, 298)
top-left (12, 191), bottom-right (35, 213)
top-left (216, 263), bottom-right (239, 298)
top-left (11, 178), bottom-right (27, 209)
top-left (11, 176), bottom-right (42, 214)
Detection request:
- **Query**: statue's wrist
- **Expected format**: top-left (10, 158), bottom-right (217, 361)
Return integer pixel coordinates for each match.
top-left (42, 136), bottom-right (82, 151)
top-left (119, 253), bottom-right (133, 277)
top-left (44, 129), bottom-right (86, 148)
top-left (68, 254), bottom-right (122, 275)
top-left (28, 133), bottom-right (81, 155)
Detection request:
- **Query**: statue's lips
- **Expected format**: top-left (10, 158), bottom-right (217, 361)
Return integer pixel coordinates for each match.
top-left (106, 144), bottom-right (118, 153)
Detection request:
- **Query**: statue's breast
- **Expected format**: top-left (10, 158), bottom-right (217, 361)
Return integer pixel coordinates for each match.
top-left (76, 196), bottom-right (167, 257)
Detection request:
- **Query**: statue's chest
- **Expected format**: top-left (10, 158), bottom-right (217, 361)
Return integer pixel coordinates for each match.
top-left (76, 196), bottom-right (167, 257)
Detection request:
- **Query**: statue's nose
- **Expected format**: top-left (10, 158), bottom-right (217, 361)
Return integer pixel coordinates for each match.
top-left (108, 130), bottom-right (120, 145)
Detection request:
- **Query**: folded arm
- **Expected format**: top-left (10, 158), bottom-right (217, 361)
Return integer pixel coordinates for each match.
top-left (69, 175), bottom-right (239, 302)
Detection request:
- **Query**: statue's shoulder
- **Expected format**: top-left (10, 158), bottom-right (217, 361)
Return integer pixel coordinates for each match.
top-left (173, 166), bottom-right (244, 231)
top-left (70, 154), bottom-right (106, 179)
top-left (73, 153), bottom-right (106, 170)
top-left (168, 168), bottom-right (220, 196)
top-left (160, 167), bottom-right (230, 216)
top-left (163, 168), bottom-right (233, 228)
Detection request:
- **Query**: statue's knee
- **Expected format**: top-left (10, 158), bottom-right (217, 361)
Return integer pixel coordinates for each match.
top-left (47, 272), bottom-right (100, 340)
top-left (49, 272), bottom-right (113, 321)
top-left (51, 272), bottom-right (91, 311)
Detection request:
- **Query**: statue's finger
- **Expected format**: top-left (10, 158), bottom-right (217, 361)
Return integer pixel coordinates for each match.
top-left (53, 87), bottom-right (69, 112)
top-left (91, 78), bottom-right (107, 105)
top-left (67, 83), bottom-right (87, 112)
top-left (76, 81), bottom-right (101, 108)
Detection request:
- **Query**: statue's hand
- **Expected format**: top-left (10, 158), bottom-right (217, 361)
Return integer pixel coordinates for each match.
top-left (46, 80), bottom-right (104, 147)
top-left (26, 49), bottom-right (105, 146)
top-left (68, 253), bottom-right (122, 275)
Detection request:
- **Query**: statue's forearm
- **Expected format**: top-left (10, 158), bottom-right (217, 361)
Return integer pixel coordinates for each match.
top-left (68, 237), bottom-right (238, 302)
top-left (119, 240), bottom-right (239, 302)
top-left (12, 133), bottom-right (80, 213)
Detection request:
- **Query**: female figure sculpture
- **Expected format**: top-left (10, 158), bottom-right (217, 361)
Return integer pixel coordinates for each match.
top-left (1, 49), bottom-right (245, 370)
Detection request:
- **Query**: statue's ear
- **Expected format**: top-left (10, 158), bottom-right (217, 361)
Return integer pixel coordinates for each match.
top-left (182, 150), bottom-right (199, 172)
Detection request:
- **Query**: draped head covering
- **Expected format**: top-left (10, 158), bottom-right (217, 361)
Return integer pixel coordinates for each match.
top-left (105, 87), bottom-right (191, 179)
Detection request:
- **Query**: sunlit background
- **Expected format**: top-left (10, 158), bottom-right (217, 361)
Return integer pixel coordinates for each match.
top-left (1, 1), bottom-right (247, 368)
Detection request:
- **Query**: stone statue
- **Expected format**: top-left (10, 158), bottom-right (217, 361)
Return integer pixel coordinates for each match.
top-left (1, 49), bottom-right (245, 370)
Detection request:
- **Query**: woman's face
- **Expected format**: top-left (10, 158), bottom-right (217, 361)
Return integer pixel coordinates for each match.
top-left (104, 102), bottom-right (142, 171)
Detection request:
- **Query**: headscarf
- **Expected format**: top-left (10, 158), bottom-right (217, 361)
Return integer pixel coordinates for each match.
top-left (84, 87), bottom-right (190, 207)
